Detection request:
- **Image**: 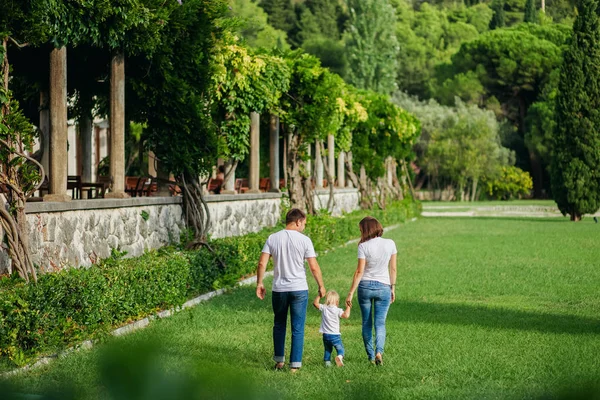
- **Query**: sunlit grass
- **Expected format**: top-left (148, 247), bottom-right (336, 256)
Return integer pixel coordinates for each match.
top-left (3, 217), bottom-right (600, 399)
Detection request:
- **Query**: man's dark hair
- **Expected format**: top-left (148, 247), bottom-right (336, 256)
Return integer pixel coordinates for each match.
top-left (286, 208), bottom-right (306, 225)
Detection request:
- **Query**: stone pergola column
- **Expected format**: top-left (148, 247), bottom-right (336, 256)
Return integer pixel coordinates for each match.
top-left (248, 112), bottom-right (260, 193)
top-left (105, 52), bottom-right (128, 198)
top-left (269, 115), bottom-right (280, 192)
top-left (221, 160), bottom-right (236, 194)
top-left (39, 92), bottom-right (50, 179)
top-left (80, 115), bottom-right (93, 183)
top-left (327, 134), bottom-right (335, 186)
top-left (148, 151), bottom-right (157, 177)
top-left (44, 47), bottom-right (70, 202)
top-left (315, 140), bottom-right (323, 188)
top-left (337, 151), bottom-right (345, 188)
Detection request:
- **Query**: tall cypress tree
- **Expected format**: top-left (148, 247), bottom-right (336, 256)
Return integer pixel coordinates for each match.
top-left (490, 0), bottom-right (506, 29)
top-left (345, 0), bottom-right (398, 94)
top-left (524, 0), bottom-right (538, 23)
top-left (551, 0), bottom-right (600, 221)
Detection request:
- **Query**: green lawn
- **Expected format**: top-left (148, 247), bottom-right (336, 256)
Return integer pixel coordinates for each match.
top-left (3, 217), bottom-right (600, 399)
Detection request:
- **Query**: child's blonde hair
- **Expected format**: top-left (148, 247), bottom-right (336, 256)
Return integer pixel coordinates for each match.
top-left (325, 290), bottom-right (340, 306)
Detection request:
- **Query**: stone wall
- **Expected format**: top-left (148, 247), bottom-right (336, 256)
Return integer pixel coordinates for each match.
top-left (205, 193), bottom-right (282, 238)
top-left (0, 189), bottom-right (359, 274)
top-left (313, 188), bottom-right (360, 216)
top-left (3, 198), bottom-right (186, 274)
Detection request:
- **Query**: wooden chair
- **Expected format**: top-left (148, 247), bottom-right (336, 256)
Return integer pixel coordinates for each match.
top-left (235, 178), bottom-right (249, 194)
top-left (125, 176), bottom-right (146, 197)
top-left (140, 177), bottom-right (157, 197)
top-left (169, 181), bottom-right (182, 196)
top-left (208, 178), bottom-right (223, 194)
top-left (259, 178), bottom-right (270, 192)
top-left (67, 175), bottom-right (82, 199)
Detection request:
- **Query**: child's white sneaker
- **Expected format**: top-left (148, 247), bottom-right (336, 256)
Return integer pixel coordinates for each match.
top-left (335, 355), bottom-right (344, 367)
top-left (325, 361), bottom-right (332, 367)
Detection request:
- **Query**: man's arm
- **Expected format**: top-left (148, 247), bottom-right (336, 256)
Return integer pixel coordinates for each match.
top-left (306, 257), bottom-right (326, 297)
top-left (312, 295), bottom-right (321, 310)
top-left (256, 252), bottom-right (270, 300)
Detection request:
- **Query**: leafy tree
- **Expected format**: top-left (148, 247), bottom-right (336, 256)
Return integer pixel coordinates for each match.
top-left (351, 91), bottom-right (420, 207)
top-left (551, 0), bottom-right (600, 220)
top-left (229, 0), bottom-right (290, 49)
top-left (258, 0), bottom-right (298, 43)
top-left (394, 92), bottom-right (511, 200)
top-left (437, 26), bottom-right (564, 196)
top-left (345, 0), bottom-right (399, 94)
top-left (280, 52), bottom-right (346, 211)
top-left (296, 0), bottom-right (342, 43)
top-left (524, 0), bottom-right (538, 23)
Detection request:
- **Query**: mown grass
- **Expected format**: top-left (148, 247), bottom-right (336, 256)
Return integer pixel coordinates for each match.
top-left (2, 217), bottom-right (600, 399)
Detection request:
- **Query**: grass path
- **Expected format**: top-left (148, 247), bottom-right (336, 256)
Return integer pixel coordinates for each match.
top-left (3, 217), bottom-right (600, 399)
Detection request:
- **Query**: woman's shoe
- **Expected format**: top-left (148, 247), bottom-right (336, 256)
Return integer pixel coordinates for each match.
top-left (375, 353), bottom-right (383, 366)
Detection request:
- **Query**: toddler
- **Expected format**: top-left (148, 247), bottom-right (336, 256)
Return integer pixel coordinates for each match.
top-left (313, 290), bottom-right (351, 367)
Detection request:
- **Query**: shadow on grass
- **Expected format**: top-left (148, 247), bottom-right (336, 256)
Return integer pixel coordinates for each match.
top-left (392, 301), bottom-right (600, 335)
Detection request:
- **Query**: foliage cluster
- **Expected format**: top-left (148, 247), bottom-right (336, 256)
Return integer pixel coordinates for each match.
top-left (0, 199), bottom-right (419, 368)
top-left (483, 165), bottom-right (533, 199)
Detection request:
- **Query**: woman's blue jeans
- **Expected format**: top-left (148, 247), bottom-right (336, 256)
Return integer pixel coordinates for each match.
top-left (272, 290), bottom-right (308, 368)
top-left (357, 280), bottom-right (391, 361)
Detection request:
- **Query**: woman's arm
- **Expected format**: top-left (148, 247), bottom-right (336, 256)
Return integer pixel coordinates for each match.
top-left (389, 253), bottom-right (397, 303)
top-left (345, 258), bottom-right (366, 307)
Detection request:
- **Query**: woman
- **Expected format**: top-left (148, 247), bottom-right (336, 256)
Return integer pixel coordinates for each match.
top-left (346, 216), bottom-right (397, 365)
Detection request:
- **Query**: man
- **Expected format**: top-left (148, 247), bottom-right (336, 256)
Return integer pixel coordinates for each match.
top-left (256, 208), bottom-right (326, 372)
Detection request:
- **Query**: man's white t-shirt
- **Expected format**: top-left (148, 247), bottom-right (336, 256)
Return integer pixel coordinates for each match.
top-left (358, 237), bottom-right (397, 285)
top-left (319, 304), bottom-right (344, 335)
top-left (262, 229), bottom-right (317, 292)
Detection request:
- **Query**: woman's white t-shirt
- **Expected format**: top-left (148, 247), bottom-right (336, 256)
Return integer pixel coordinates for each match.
top-left (357, 237), bottom-right (397, 285)
top-left (319, 304), bottom-right (344, 334)
top-left (262, 229), bottom-right (317, 292)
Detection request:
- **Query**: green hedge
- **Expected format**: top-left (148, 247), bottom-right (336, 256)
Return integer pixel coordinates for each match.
top-left (0, 199), bottom-right (419, 368)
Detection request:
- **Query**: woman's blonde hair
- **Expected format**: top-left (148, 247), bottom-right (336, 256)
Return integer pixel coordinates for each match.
top-left (325, 290), bottom-right (340, 306)
top-left (359, 216), bottom-right (383, 244)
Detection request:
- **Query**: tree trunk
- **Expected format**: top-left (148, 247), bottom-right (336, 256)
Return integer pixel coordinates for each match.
top-left (180, 172), bottom-right (211, 246)
top-left (470, 178), bottom-right (479, 202)
top-left (286, 132), bottom-right (306, 211)
top-left (528, 150), bottom-right (544, 198)
top-left (319, 141), bottom-right (336, 213)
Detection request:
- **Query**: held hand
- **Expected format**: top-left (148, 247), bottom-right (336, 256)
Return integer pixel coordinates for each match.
top-left (345, 293), bottom-right (353, 307)
top-left (391, 289), bottom-right (396, 303)
top-left (318, 286), bottom-right (326, 297)
top-left (256, 283), bottom-right (266, 300)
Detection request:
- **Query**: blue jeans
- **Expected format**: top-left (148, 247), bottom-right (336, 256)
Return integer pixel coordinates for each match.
top-left (272, 290), bottom-right (308, 368)
top-left (323, 333), bottom-right (345, 362)
top-left (358, 280), bottom-right (391, 361)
